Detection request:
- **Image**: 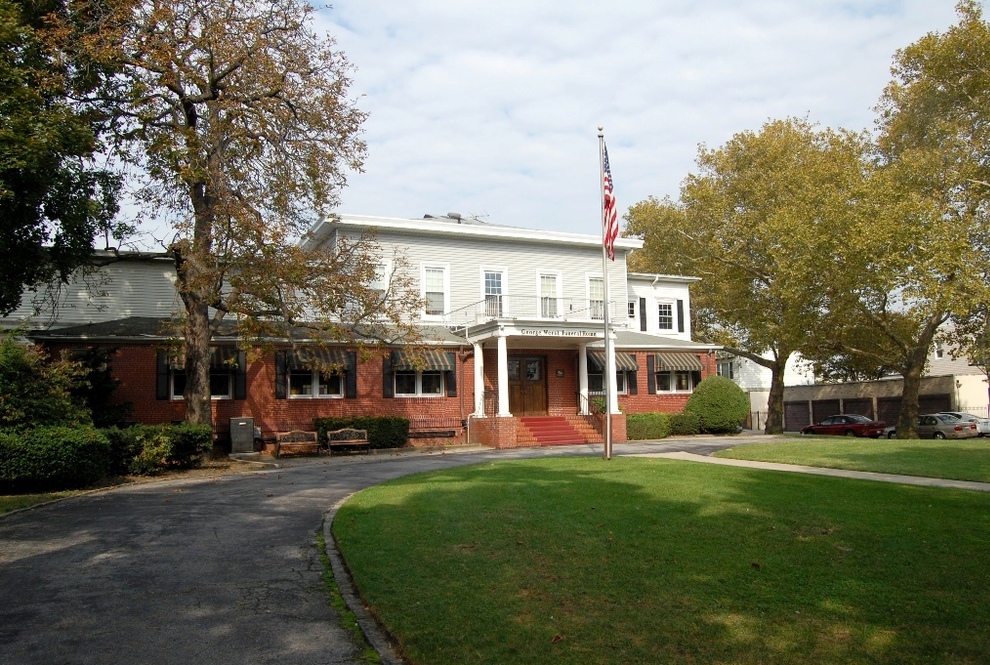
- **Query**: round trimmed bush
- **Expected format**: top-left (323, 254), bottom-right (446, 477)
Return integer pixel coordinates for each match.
top-left (684, 375), bottom-right (749, 434)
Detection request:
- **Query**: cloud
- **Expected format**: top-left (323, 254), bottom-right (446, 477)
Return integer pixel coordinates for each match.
top-left (317, 0), bottom-right (967, 236)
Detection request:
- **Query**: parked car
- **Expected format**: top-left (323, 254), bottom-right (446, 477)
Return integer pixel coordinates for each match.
top-left (936, 412), bottom-right (990, 437)
top-left (886, 414), bottom-right (979, 440)
top-left (800, 414), bottom-right (886, 438)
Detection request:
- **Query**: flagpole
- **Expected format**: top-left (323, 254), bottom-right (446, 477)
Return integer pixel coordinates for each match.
top-left (598, 126), bottom-right (613, 461)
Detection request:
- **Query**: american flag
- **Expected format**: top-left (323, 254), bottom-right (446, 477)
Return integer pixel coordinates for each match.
top-left (602, 143), bottom-right (619, 261)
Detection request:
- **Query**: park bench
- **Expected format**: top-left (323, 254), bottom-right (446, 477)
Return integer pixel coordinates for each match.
top-left (274, 430), bottom-right (319, 458)
top-left (323, 427), bottom-right (371, 457)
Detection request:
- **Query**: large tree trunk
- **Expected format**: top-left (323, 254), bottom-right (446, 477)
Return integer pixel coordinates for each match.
top-left (895, 314), bottom-right (943, 439)
top-left (765, 359), bottom-right (787, 434)
top-left (182, 301), bottom-right (213, 426)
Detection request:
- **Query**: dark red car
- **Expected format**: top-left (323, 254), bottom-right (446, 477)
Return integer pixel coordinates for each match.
top-left (800, 414), bottom-right (886, 438)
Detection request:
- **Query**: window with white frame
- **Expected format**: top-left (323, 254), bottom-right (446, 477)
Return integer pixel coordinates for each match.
top-left (717, 360), bottom-right (735, 380)
top-left (628, 301), bottom-right (636, 319)
top-left (394, 370), bottom-right (444, 396)
top-left (658, 302), bottom-right (674, 330)
top-left (422, 265), bottom-right (448, 317)
top-left (370, 260), bottom-right (392, 292)
top-left (288, 369), bottom-right (343, 398)
top-left (539, 273), bottom-right (559, 318)
top-left (655, 370), bottom-right (694, 392)
top-left (589, 370), bottom-right (627, 394)
top-left (171, 367), bottom-right (233, 399)
top-left (483, 269), bottom-right (504, 317)
top-left (589, 277), bottom-right (604, 320)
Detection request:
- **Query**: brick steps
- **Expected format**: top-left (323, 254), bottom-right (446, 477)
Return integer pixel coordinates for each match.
top-left (519, 416), bottom-right (600, 446)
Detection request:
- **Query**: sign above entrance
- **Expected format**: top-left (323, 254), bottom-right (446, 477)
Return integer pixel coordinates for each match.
top-left (518, 328), bottom-right (600, 338)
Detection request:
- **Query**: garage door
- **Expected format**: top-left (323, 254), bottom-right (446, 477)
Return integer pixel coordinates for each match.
top-left (843, 398), bottom-right (874, 419)
top-left (812, 399), bottom-right (841, 424)
top-left (784, 401), bottom-right (810, 431)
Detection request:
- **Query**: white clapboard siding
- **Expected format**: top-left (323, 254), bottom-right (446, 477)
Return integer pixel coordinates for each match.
top-left (362, 228), bottom-right (631, 318)
top-left (6, 256), bottom-right (181, 328)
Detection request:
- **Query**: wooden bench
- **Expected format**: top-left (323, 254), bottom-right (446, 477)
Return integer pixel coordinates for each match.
top-left (323, 428), bottom-right (370, 457)
top-left (274, 430), bottom-right (319, 458)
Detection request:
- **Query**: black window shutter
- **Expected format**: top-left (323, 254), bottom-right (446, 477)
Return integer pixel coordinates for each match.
top-left (275, 351), bottom-right (287, 400)
top-left (677, 300), bottom-right (685, 333)
top-left (639, 297), bottom-right (647, 331)
top-left (444, 351), bottom-right (457, 397)
top-left (345, 351), bottom-right (357, 398)
top-left (646, 354), bottom-right (656, 393)
top-left (628, 371), bottom-right (638, 395)
top-left (156, 350), bottom-right (169, 400)
top-left (382, 354), bottom-right (394, 398)
top-left (692, 370), bottom-right (702, 388)
top-left (232, 351), bottom-right (247, 400)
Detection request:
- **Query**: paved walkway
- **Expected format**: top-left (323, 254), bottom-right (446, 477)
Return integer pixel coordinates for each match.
top-left (2, 435), bottom-right (987, 664)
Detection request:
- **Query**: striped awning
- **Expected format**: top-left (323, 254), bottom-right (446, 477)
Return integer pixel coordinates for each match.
top-left (169, 346), bottom-right (239, 370)
top-left (587, 350), bottom-right (639, 372)
top-left (392, 348), bottom-right (454, 371)
top-left (290, 347), bottom-right (351, 371)
top-left (654, 352), bottom-right (704, 371)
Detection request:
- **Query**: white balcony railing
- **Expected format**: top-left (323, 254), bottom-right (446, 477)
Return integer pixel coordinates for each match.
top-left (443, 296), bottom-right (619, 328)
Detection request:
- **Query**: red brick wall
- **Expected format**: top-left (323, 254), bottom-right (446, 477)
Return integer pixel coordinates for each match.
top-left (45, 342), bottom-right (714, 446)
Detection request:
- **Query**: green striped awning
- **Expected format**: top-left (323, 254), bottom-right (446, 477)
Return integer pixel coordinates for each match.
top-left (290, 347), bottom-right (351, 370)
top-left (169, 346), bottom-right (239, 370)
top-left (587, 350), bottom-right (639, 372)
top-left (654, 352), bottom-right (704, 371)
top-left (392, 348), bottom-right (454, 371)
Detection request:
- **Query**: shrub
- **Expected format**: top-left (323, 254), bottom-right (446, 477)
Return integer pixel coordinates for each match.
top-left (626, 412), bottom-right (673, 440)
top-left (0, 426), bottom-right (111, 493)
top-left (670, 412), bottom-right (701, 435)
top-left (104, 423), bottom-right (212, 476)
top-left (314, 416), bottom-right (410, 449)
top-left (684, 375), bottom-right (750, 434)
top-left (0, 336), bottom-right (91, 429)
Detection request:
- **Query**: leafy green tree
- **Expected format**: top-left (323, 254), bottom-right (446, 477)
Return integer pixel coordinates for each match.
top-left (0, 0), bottom-right (122, 316)
top-left (53, 0), bottom-right (422, 427)
top-left (807, 1), bottom-right (990, 438)
top-left (0, 334), bottom-right (90, 428)
top-left (627, 118), bottom-right (870, 433)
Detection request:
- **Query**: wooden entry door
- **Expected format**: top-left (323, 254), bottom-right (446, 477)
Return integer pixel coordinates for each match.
top-left (508, 356), bottom-right (547, 416)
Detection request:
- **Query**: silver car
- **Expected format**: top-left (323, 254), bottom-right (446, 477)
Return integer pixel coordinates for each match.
top-left (885, 414), bottom-right (980, 439)
top-left (917, 414), bottom-right (978, 440)
top-left (936, 412), bottom-right (990, 437)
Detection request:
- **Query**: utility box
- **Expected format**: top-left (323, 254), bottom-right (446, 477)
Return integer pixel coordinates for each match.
top-left (230, 417), bottom-right (255, 453)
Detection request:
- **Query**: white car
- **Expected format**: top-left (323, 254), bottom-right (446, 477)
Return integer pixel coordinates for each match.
top-left (937, 412), bottom-right (990, 437)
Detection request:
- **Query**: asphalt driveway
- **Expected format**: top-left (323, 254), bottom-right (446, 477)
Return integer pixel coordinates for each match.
top-left (0, 437), bottom-right (758, 665)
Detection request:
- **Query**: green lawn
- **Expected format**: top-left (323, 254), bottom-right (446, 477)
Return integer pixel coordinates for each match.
top-left (333, 457), bottom-right (990, 665)
top-left (714, 437), bottom-right (990, 482)
top-left (0, 491), bottom-right (77, 514)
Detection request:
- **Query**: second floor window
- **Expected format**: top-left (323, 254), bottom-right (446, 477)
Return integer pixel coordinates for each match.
top-left (423, 266), bottom-right (446, 316)
top-left (540, 273), bottom-right (558, 317)
top-left (484, 270), bottom-right (503, 317)
top-left (717, 360), bottom-right (735, 380)
top-left (658, 303), bottom-right (674, 330)
top-left (589, 277), bottom-right (604, 320)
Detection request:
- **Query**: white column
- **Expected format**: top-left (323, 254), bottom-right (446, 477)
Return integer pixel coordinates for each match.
top-left (497, 333), bottom-right (511, 417)
top-left (606, 333), bottom-right (619, 413)
top-left (578, 342), bottom-right (590, 415)
top-left (473, 342), bottom-right (485, 416)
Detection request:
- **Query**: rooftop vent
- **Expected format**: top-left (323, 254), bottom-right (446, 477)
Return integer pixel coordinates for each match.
top-left (447, 212), bottom-right (462, 221)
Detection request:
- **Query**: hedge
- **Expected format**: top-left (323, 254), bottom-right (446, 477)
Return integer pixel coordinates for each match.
top-left (626, 412), bottom-right (673, 440)
top-left (103, 423), bottom-right (213, 476)
top-left (313, 416), bottom-right (410, 450)
top-left (0, 426), bottom-right (111, 493)
top-left (670, 412), bottom-right (702, 436)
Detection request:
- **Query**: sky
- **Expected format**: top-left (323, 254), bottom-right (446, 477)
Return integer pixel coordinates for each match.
top-left (315, 0), bottom-right (971, 239)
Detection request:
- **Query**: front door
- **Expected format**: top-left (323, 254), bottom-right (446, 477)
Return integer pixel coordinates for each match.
top-left (508, 355), bottom-right (547, 416)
